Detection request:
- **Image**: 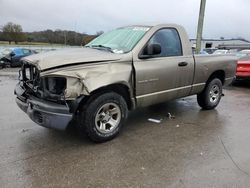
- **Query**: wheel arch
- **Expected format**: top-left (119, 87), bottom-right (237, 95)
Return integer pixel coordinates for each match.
top-left (206, 70), bottom-right (225, 85)
top-left (89, 83), bottom-right (135, 110)
top-left (71, 83), bottom-right (135, 116)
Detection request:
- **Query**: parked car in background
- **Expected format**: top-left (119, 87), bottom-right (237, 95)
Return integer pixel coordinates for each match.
top-left (0, 60), bottom-right (6, 69)
top-left (213, 49), bottom-right (229, 55)
top-left (0, 48), bottom-right (11, 68)
top-left (236, 49), bottom-right (250, 57)
top-left (235, 56), bottom-right (250, 81)
top-left (203, 48), bottom-right (217, 54)
top-left (200, 49), bottom-right (209, 54)
top-left (0, 47), bottom-right (37, 67)
top-left (227, 49), bottom-right (239, 54)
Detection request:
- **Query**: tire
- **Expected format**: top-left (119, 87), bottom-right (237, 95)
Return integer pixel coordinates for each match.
top-left (197, 78), bottom-right (222, 110)
top-left (10, 62), bottom-right (16, 68)
top-left (0, 62), bottom-right (6, 69)
top-left (10, 62), bottom-right (19, 67)
top-left (10, 60), bottom-right (22, 67)
top-left (79, 92), bottom-right (128, 142)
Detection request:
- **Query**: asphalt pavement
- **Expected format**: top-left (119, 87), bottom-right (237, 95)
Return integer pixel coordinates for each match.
top-left (0, 68), bottom-right (250, 188)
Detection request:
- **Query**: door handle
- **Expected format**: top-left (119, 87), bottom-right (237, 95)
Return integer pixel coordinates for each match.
top-left (178, 61), bottom-right (188, 67)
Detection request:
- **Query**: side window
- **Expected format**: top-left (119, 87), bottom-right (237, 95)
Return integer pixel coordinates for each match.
top-left (23, 49), bottom-right (31, 55)
top-left (147, 28), bottom-right (182, 57)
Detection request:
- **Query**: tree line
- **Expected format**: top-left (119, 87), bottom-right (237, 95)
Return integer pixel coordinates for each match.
top-left (0, 22), bottom-right (102, 45)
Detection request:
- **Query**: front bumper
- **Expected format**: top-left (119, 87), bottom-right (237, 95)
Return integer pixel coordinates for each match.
top-left (16, 96), bottom-right (73, 130)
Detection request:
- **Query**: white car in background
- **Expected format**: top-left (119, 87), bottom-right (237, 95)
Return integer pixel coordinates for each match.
top-left (213, 49), bottom-right (229, 55)
top-left (237, 49), bottom-right (250, 57)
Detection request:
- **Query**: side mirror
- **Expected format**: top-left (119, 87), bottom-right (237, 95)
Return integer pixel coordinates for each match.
top-left (139, 43), bottom-right (161, 59)
top-left (10, 52), bottom-right (15, 57)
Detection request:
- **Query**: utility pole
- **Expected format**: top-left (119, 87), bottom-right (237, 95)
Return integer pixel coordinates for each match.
top-left (195, 0), bottom-right (206, 54)
top-left (64, 31), bottom-right (67, 46)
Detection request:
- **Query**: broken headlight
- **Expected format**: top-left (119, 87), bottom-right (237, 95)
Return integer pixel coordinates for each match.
top-left (44, 77), bottom-right (66, 95)
top-left (41, 77), bottom-right (66, 101)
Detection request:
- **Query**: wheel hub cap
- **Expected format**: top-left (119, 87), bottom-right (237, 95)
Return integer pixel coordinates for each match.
top-left (209, 85), bottom-right (220, 103)
top-left (95, 103), bottom-right (121, 134)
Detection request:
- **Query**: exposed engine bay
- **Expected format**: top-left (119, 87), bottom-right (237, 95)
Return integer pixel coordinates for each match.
top-left (19, 62), bottom-right (67, 103)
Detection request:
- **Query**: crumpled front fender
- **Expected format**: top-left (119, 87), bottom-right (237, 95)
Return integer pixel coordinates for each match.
top-left (40, 61), bottom-right (133, 100)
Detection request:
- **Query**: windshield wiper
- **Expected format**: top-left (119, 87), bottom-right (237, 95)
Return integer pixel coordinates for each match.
top-left (87, 45), bottom-right (113, 53)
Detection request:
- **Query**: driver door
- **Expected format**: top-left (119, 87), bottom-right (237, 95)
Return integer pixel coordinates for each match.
top-left (133, 28), bottom-right (193, 107)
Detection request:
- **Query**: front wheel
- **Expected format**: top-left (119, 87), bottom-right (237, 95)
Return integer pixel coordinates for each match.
top-left (197, 78), bottom-right (223, 110)
top-left (79, 92), bottom-right (128, 142)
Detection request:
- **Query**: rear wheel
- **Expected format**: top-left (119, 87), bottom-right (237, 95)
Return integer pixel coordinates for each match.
top-left (79, 92), bottom-right (128, 142)
top-left (197, 78), bottom-right (222, 110)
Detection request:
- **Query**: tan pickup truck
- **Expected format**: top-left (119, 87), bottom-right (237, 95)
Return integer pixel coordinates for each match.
top-left (15, 24), bottom-right (237, 142)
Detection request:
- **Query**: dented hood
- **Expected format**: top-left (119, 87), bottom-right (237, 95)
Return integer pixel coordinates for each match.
top-left (22, 47), bottom-right (123, 71)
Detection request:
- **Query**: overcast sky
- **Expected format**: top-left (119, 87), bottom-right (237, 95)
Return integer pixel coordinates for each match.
top-left (0, 0), bottom-right (250, 40)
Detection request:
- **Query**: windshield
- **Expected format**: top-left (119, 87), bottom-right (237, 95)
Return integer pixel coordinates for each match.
top-left (86, 26), bottom-right (150, 53)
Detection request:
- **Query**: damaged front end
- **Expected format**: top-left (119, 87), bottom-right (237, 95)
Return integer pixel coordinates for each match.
top-left (15, 62), bottom-right (78, 130)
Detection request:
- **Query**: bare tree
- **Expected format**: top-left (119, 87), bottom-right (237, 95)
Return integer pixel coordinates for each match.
top-left (2, 22), bottom-right (25, 44)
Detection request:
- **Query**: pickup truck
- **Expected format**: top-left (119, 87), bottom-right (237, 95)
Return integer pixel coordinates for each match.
top-left (15, 24), bottom-right (237, 142)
